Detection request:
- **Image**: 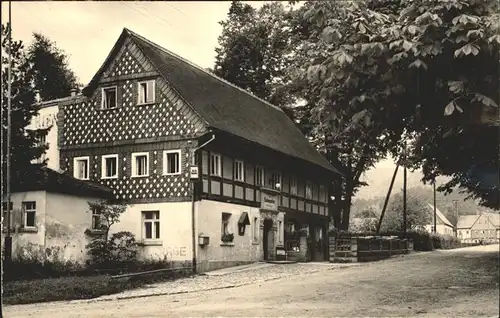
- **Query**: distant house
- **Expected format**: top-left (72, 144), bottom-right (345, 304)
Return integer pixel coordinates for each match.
top-left (457, 213), bottom-right (500, 243)
top-left (423, 203), bottom-right (455, 236)
top-left (2, 165), bottom-right (114, 264)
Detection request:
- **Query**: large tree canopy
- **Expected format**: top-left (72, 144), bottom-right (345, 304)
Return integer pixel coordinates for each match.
top-left (299, 0), bottom-right (499, 212)
top-left (1, 24), bottom-right (80, 186)
top-left (1, 23), bottom-right (44, 181)
top-left (214, 0), bottom-right (499, 230)
top-left (27, 33), bottom-right (80, 101)
top-left (214, 1), bottom-right (297, 115)
top-left (381, 190), bottom-right (432, 232)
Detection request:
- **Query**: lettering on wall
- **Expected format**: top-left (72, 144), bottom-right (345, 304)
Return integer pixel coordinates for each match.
top-left (165, 246), bottom-right (187, 257)
top-left (33, 113), bottom-right (58, 130)
top-left (261, 192), bottom-right (278, 210)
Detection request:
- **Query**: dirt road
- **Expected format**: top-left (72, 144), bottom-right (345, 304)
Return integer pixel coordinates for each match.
top-left (5, 244), bottom-right (499, 317)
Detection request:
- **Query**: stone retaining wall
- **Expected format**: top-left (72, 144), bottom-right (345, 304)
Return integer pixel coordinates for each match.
top-left (329, 236), bottom-right (411, 263)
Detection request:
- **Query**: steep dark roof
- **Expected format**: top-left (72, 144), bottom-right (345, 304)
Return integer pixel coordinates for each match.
top-left (11, 165), bottom-right (114, 199)
top-left (85, 28), bottom-right (341, 175)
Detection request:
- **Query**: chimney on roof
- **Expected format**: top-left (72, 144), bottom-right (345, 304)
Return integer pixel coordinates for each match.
top-left (70, 88), bottom-right (78, 97)
top-left (34, 90), bottom-right (41, 103)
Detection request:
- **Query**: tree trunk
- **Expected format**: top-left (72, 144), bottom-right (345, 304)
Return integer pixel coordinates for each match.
top-left (341, 187), bottom-right (353, 230)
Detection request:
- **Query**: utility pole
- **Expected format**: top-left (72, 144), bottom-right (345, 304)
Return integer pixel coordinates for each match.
top-left (5, 0), bottom-right (13, 262)
top-left (433, 180), bottom-right (437, 233)
top-left (376, 165), bottom-right (399, 234)
top-left (403, 140), bottom-right (407, 238)
top-left (453, 200), bottom-right (459, 237)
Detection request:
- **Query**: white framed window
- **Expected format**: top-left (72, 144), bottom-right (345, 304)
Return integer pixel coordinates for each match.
top-left (137, 80), bottom-right (156, 105)
top-left (35, 134), bottom-right (47, 164)
top-left (91, 206), bottom-right (104, 230)
top-left (290, 176), bottom-right (298, 195)
top-left (73, 156), bottom-right (90, 180)
top-left (101, 154), bottom-right (118, 179)
top-left (163, 150), bottom-right (181, 175)
top-left (234, 160), bottom-right (245, 182)
top-left (255, 166), bottom-right (265, 186)
top-left (101, 86), bottom-right (117, 109)
top-left (253, 217), bottom-right (259, 242)
top-left (22, 201), bottom-right (36, 228)
top-left (132, 152), bottom-right (149, 177)
top-left (306, 181), bottom-right (313, 199)
top-left (210, 153), bottom-right (221, 177)
top-left (222, 212), bottom-right (231, 235)
top-left (142, 211), bottom-right (160, 240)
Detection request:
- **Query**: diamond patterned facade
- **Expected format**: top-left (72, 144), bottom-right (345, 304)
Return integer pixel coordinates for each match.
top-left (60, 46), bottom-right (199, 202)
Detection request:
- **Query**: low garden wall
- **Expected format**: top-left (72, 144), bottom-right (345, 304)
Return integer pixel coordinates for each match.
top-left (329, 236), bottom-right (411, 263)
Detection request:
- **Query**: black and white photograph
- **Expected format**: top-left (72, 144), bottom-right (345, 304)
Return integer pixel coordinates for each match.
top-left (1, 1), bottom-right (499, 317)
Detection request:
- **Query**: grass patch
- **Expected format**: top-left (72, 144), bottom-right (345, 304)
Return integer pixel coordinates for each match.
top-left (3, 270), bottom-right (191, 305)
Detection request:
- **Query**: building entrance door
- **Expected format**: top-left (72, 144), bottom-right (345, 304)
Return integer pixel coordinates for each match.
top-left (263, 219), bottom-right (273, 260)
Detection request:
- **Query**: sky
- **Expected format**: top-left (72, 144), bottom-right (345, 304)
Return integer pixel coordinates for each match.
top-left (1, 1), bottom-right (268, 85)
top-left (1, 1), bottom-right (439, 200)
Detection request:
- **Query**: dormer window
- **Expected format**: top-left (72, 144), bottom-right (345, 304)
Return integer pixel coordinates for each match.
top-left (138, 80), bottom-right (155, 105)
top-left (101, 86), bottom-right (117, 109)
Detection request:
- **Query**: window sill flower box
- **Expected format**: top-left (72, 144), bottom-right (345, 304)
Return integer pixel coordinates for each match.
top-left (137, 239), bottom-right (163, 246)
top-left (221, 233), bottom-right (234, 243)
top-left (84, 228), bottom-right (106, 237)
top-left (18, 226), bottom-right (38, 233)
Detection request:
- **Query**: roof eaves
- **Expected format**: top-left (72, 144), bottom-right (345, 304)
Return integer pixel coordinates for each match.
top-left (125, 29), bottom-right (285, 114)
top-left (126, 29), bottom-right (341, 175)
top-left (34, 94), bottom-right (86, 109)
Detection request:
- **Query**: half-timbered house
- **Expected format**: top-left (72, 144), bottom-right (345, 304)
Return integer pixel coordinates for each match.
top-left (55, 28), bottom-right (342, 272)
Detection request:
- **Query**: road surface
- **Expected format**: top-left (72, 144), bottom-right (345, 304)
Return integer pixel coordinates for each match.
top-left (5, 244), bottom-right (499, 317)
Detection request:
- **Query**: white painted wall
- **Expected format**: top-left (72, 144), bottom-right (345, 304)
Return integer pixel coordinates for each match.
top-left (1, 191), bottom-right (98, 264)
top-left (1, 191), bottom-right (47, 257)
top-left (111, 201), bottom-right (193, 262)
top-left (424, 224), bottom-right (455, 236)
top-left (457, 228), bottom-right (472, 241)
top-left (45, 192), bottom-right (96, 263)
top-left (196, 199), bottom-right (285, 271)
top-left (28, 105), bottom-right (60, 170)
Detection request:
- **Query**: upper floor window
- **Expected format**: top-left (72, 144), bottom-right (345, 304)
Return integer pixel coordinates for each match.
top-left (290, 176), bottom-right (298, 195)
top-left (255, 166), bottom-right (265, 186)
top-left (234, 160), bottom-right (245, 182)
top-left (132, 152), bottom-right (149, 177)
top-left (138, 80), bottom-right (155, 105)
top-left (305, 181), bottom-right (313, 199)
top-left (101, 86), bottom-right (117, 109)
top-left (101, 154), bottom-right (118, 179)
top-left (22, 201), bottom-right (36, 228)
top-left (210, 153), bottom-right (221, 177)
top-left (34, 134), bottom-right (47, 164)
top-left (73, 156), bottom-right (90, 180)
top-left (319, 185), bottom-right (326, 202)
top-left (163, 150), bottom-right (181, 175)
top-left (269, 171), bottom-right (282, 191)
top-left (312, 183), bottom-right (318, 200)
